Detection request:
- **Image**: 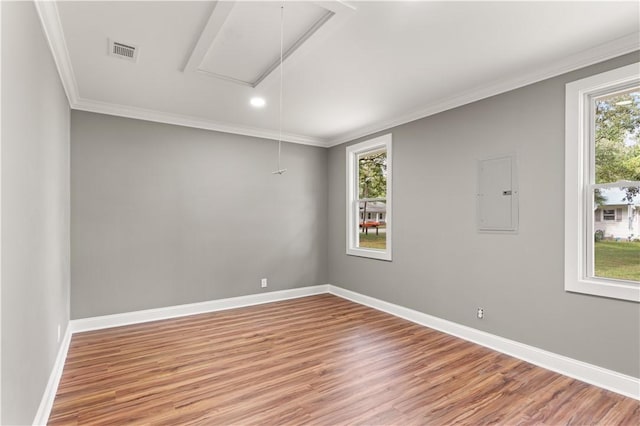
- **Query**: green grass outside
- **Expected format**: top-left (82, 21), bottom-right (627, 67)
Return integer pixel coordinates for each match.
top-left (594, 241), bottom-right (640, 282)
top-left (359, 232), bottom-right (386, 249)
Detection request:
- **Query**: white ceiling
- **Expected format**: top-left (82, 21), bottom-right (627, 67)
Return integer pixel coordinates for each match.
top-left (189, 1), bottom-right (337, 87)
top-left (38, 1), bottom-right (640, 147)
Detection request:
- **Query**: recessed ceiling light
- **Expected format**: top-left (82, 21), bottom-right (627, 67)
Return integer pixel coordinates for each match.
top-left (250, 97), bottom-right (266, 108)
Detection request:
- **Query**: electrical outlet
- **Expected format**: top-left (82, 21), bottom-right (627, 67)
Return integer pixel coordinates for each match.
top-left (261, 278), bottom-right (268, 288)
top-left (477, 307), bottom-right (484, 319)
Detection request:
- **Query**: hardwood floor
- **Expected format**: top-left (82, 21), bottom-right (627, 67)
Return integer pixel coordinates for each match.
top-left (49, 294), bottom-right (639, 425)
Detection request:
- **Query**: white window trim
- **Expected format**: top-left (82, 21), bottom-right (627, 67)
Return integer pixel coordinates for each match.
top-left (346, 134), bottom-right (392, 261)
top-left (564, 62), bottom-right (640, 302)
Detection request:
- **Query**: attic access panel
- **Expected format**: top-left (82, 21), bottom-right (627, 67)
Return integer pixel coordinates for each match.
top-left (184, 1), bottom-right (351, 88)
top-left (477, 154), bottom-right (519, 233)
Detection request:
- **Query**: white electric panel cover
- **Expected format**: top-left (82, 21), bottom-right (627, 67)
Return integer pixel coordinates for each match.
top-left (477, 154), bottom-right (518, 233)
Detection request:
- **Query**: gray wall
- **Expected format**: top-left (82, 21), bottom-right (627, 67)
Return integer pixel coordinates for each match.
top-left (328, 52), bottom-right (640, 378)
top-left (1, 2), bottom-right (71, 424)
top-left (71, 111), bottom-right (328, 319)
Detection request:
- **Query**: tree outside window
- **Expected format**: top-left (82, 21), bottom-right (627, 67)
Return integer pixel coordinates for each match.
top-left (592, 88), bottom-right (640, 283)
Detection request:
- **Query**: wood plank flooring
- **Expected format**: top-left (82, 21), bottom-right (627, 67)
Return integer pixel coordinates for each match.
top-left (49, 294), bottom-right (639, 425)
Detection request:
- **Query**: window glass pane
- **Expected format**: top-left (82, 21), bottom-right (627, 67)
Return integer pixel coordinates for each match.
top-left (593, 187), bottom-right (640, 282)
top-left (358, 149), bottom-right (387, 199)
top-left (594, 88), bottom-right (640, 184)
top-left (358, 200), bottom-right (387, 250)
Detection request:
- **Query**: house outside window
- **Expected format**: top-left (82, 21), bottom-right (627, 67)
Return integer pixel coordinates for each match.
top-left (565, 62), bottom-right (640, 302)
top-left (346, 134), bottom-right (392, 261)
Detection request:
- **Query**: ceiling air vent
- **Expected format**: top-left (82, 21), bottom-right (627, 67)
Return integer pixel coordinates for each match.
top-left (108, 39), bottom-right (138, 62)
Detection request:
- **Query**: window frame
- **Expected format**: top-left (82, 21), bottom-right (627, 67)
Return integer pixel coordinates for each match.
top-left (346, 134), bottom-right (392, 261)
top-left (564, 62), bottom-right (640, 302)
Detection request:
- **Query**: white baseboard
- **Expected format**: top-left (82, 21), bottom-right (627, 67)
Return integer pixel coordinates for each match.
top-left (34, 283), bottom-right (639, 425)
top-left (33, 326), bottom-right (72, 426)
top-left (70, 285), bottom-right (330, 333)
top-left (327, 285), bottom-right (640, 400)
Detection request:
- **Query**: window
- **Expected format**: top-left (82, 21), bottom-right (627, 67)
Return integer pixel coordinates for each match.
top-left (565, 62), bottom-right (640, 302)
top-left (346, 134), bottom-right (392, 260)
top-left (602, 209), bottom-right (616, 221)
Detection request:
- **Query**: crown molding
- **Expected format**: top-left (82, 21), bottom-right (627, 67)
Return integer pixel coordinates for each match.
top-left (34, 0), bottom-right (80, 106)
top-left (34, 1), bottom-right (328, 147)
top-left (35, 1), bottom-right (638, 150)
top-left (327, 32), bottom-right (640, 147)
top-left (72, 97), bottom-right (328, 147)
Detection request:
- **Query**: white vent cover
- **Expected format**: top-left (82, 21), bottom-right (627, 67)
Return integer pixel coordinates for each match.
top-left (108, 39), bottom-right (138, 62)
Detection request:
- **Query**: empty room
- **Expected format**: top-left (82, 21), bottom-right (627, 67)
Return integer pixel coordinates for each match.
top-left (2, 0), bottom-right (640, 424)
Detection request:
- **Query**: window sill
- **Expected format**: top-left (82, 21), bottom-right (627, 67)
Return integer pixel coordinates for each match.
top-left (566, 278), bottom-right (639, 302)
top-left (346, 247), bottom-right (392, 261)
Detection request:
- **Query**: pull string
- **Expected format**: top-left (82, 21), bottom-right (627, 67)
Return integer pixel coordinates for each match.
top-left (273, 0), bottom-right (287, 175)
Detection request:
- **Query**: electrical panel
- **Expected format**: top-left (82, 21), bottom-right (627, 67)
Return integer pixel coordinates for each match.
top-left (477, 154), bottom-right (518, 233)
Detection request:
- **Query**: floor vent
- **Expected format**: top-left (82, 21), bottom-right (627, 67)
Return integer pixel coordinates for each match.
top-left (108, 39), bottom-right (138, 62)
